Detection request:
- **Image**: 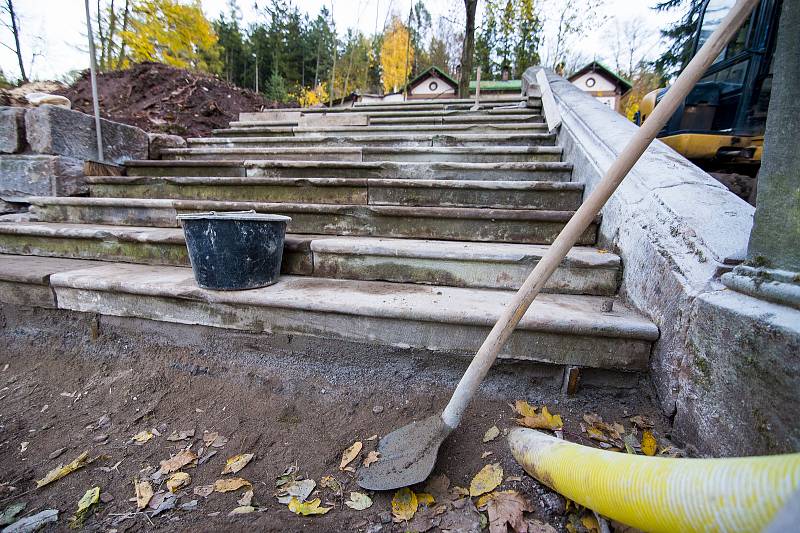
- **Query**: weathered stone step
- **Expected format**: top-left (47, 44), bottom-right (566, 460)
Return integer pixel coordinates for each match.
top-left (0, 223), bottom-right (618, 294)
top-left (86, 176), bottom-right (583, 210)
top-left (189, 133), bottom-right (558, 149)
top-left (126, 160), bottom-right (574, 182)
top-left (39, 261), bottom-right (654, 369)
top-left (165, 145), bottom-right (560, 163)
top-left (26, 197), bottom-right (599, 245)
top-left (367, 113), bottom-right (543, 125)
top-left (213, 122), bottom-right (548, 137)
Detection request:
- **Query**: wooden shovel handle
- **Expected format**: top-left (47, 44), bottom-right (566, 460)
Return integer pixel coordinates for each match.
top-left (441, 0), bottom-right (759, 428)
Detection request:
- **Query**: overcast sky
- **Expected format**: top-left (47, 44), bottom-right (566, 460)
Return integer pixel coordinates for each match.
top-left (0, 0), bottom-right (678, 82)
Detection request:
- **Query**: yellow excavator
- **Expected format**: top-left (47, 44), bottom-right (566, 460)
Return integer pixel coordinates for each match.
top-left (637, 0), bottom-right (782, 196)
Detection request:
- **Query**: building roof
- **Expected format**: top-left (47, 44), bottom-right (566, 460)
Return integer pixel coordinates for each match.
top-left (567, 61), bottom-right (632, 92)
top-left (405, 66), bottom-right (458, 92)
top-left (469, 79), bottom-right (522, 92)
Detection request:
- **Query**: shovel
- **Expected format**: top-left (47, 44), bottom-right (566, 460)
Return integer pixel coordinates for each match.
top-left (357, 0), bottom-right (758, 492)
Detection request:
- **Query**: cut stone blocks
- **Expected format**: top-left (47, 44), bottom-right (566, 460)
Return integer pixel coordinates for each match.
top-left (25, 104), bottom-right (148, 163)
top-left (147, 133), bottom-right (186, 159)
top-left (0, 106), bottom-right (27, 153)
top-left (0, 155), bottom-right (86, 197)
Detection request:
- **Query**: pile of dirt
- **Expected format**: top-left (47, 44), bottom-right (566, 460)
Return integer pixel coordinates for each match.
top-left (0, 81), bottom-right (67, 107)
top-left (57, 62), bottom-right (290, 137)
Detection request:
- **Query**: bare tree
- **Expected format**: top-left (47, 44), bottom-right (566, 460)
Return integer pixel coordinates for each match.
top-left (0, 0), bottom-right (27, 83)
top-left (610, 17), bottom-right (649, 79)
top-left (544, 0), bottom-right (605, 73)
top-left (458, 0), bottom-right (477, 98)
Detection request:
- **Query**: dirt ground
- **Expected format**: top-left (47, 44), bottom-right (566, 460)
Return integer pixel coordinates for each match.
top-left (55, 62), bottom-right (289, 137)
top-left (0, 305), bottom-right (676, 532)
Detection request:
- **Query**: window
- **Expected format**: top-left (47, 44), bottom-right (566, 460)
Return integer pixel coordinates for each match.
top-left (698, 0), bottom-right (753, 64)
top-left (585, 77), bottom-right (596, 88)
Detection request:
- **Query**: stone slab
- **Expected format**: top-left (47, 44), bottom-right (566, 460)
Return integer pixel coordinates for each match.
top-left (298, 113), bottom-right (369, 127)
top-left (25, 104), bottom-right (148, 163)
top-left (49, 263), bottom-right (656, 369)
top-left (238, 110), bottom-right (302, 122)
top-left (0, 155), bottom-right (86, 196)
top-left (0, 106), bottom-right (26, 153)
top-left (0, 254), bottom-right (105, 308)
top-left (124, 160), bottom-right (246, 177)
top-left (147, 133), bottom-right (186, 159)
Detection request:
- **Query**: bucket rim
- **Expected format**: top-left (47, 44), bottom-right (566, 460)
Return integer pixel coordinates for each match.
top-left (176, 210), bottom-right (292, 222)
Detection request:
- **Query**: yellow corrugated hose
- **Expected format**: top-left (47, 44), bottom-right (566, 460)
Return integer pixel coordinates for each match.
top-left (508, 428), bottom-right (800, 533)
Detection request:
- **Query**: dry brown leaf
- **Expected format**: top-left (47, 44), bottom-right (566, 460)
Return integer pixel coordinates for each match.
top-left (221, 453), bottom-right (254, 475)
top-left (238, 490), bottom-right (254, 507)
top-left (362, 450), bottom-right (380, 468)
top-left (193, 484), bottom-right (214, 498)
top-left (166, 429), bottom-right (195, 441)
top-left (158, 449), bottom-right (198, 475)
top-left (339, 441), bottom-right (363, 470)
top-left (478, 490), bottom-right (532, 533)
top-left (483, 425), bottom-right (500, 443)
top-left (134, 479), bottom-right (154, 510)
top-left (319, 476), bottom-right (342, 495)
top-left (528, 518), bottom-right (559, 532)
top-left (469, 463), bottom-right (503, 497)
top-left (629, 415), bottom-right (655, 430)
top-left (166, 472), bottom-right (191, 493)
top-left (202, 431), bottom-right (228, 448)
top-left (214, 477), bottom-right (252, 493)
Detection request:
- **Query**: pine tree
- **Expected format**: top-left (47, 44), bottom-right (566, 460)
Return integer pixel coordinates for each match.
top-left (497, 0), bottom-right (516, 75)
top-left (514, 0), bottom-right (541, 76)
top-left (653, 0), bottom-right (705, 77)
top-left (474, 0), bottom-right (498, 79)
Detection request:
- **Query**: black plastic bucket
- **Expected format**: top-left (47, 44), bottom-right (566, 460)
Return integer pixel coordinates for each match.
top-left (177, 210), bottom-right (292, 290)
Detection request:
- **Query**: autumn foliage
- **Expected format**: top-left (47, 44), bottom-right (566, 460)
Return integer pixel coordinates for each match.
top-left (380, 17), bottom-right (413, 94)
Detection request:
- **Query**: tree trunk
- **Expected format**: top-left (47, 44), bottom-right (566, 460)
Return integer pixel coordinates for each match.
top-left (6, 0), bottom-right (27, 83)
top-left (105, 0), bottom-right (118, 71)
top-left (115, 0), bottom-right (130, 69)
top-left (458, 0), bottom-right (477, 98)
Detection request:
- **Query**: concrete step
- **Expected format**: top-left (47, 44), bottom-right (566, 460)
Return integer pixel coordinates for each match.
top-left (213, 123), bottom-right (548, 137)
top-left (126, 160), bottom-right (574, 182)
top-left (0, 223), bottom-right (618, 294)
top-left (188, 133), bottom-right (558, 149)
top-left (0, 257), bottom-right (654, 369)
top-left (86, 176), bottom-right (584, 210)
top-left (26, 196), bottom-right (599, 245)
top-left (367, 113), bottom-right (543, 125)
top-left (164, 145), bottom-right (561, 163)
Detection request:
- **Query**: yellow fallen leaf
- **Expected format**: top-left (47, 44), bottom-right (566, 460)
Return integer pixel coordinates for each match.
top-left (229, 505), bottom-right (255, 515)
top-left (581, 513), bottom-right (601, 532)
top-left (362, 450), bottom-right (380, 468)
top-left (132, 430), bottom-right (153, 445)
top-left (469, 463), bottom-right (503, 497)
top-left (339, 441), bottom-right (362, 470)
top-left (134, 479), bottom-right (154, 510)
top-left (483, 425), bottom-right (500, 443)
top-left (37, 451), bottom-right (91, 488)
top-left (642, 430), bottom-right (657, 456)
top-left (513, 400), bottom-right (539, 418)
top-left (516, 406), bottom-right (563, 431)
top-left (158, 450), bottom-right (198, 475)
top-left (69, 486), bottom-right (100, 529)
top-left (288, 497), bottom-right (332, 516)
top-left (222, 453), bottom-right (254, 475)
top-left (345, 491), bottom-right (373, 510)
top-left (166, 472), bottom-right (191, 493)
top-left (214, 478), bottom-right (252, 493)
top-left (416, 492), bottom-right (435, 507)
top-left (391, 487), bottom-right (418, 521)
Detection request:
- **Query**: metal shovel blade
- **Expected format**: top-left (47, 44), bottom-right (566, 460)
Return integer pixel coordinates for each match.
top-left (357, 415), bottom-right (453, 491)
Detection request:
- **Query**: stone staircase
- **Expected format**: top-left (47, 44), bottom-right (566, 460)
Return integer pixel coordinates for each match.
top-left (0, 95), bottom-right (658, 377)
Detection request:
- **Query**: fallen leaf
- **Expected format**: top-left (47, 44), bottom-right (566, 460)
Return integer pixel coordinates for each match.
top-left (527, 518), bottom-right (559, 532)
top-left (229, 505), bottom-right (255, 515)
top-left (505, 476), bottom-right (522, 483)
top-left (238, 490), bottom-right (254, 507)
top-left (477, 490), bottom-right (532, 533)
top-left (469, 463), bottom-right (503, 497)
top-left (198, 450), bottom-right (217, 465)
top-left (582, 414), bottom-right (625, 448)
top-left (340, 441), bottom-right (362, 470)
top-left (623, 433), bottom-right (639, 454)
top-left (424, 474), bottom-right (451, 502)
top-left (319, 476), bottom-right (342, 495)
top-left (19, 442), bottom-right (28, 453)
top-left (134, 479), bottom-right (154, 510)
top-left (69, 487), bottom-right (100, 529)
top-left (482, 452), bottom-right (494, 459)
top-left (275, 464), bottom-right (298, 487)
top-left (451, 486), bottom-right (470, 497)
top-left (483, 425), bottom-right (500, 443)
top-left (512, 400), bottom-right (539, 418)
top-left (148, 491), bottom-right (176, 516)
top-left (642, 430), bottom-right (657, 456)
top-left (391, 487), bottom-right (418, 521)
top-left (167, 429), bottom-right (195, 441)
top-left (132, 430), bottom-right (153, 445)
top-left (193, 484), bottom-right (214, 498)
top-left (166, 472), bottom-right (191, 493)
top-left (362, 450), bottom-right (380, 468)
top-left (202, 431), bottom-right (228, 448)
top-left (179, 500), bottom-right (198, 511)
top-left (345, 491), bottom-right (373, 510)
top-left (158, 450), bottom-right (198, 475)
top-left (276, 479), bottom-right (316, 504)
top-left (366, 434), bottom-right (378, 441)
top-left (214, 478), bottom-right (252, 493)
top-left (581, 513), bottom-right (600, 532)
top-left (3, 509), bottom-right (58, 532)
top-left (416, 492), bottom-right (435, 507)
top-left (288, 497), bottom-right (332, 516)
top-left (0, 502), bottom-right (26, 526)
top-left (36, 451), bottom-right (91, 488)
top-left (629, 415), bottom-right (654, 430)
top-left (516, 406), bottom-right (563, 431)
top-left (222, 453), bottom-right (254, 475)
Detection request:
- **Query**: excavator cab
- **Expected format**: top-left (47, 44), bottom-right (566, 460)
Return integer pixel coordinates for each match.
top-left (637, 0), bottom-right (782, 176)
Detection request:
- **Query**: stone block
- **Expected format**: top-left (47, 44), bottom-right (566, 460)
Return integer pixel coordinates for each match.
top-left (298, 113), bottom-right (368, 127)
top-left (239, 110), bottom-right (302, 122)
top-left (148, 133), bottom-right (186, 159)
top-left (0, 106), bottom-right (26, 153)
top-left (25, 104), bottom-right (148, 163)
top-left (0, 155), bottom-right (86, 197)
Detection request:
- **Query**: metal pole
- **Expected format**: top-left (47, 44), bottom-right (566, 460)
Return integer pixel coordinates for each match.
top-left (255, 53), bottom-right (259, 93)
top-left (83, 0), bottom-right (104, 161)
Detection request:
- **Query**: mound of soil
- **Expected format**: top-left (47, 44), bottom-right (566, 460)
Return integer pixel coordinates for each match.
top-left (58, 62), bottom-right (289, 137)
